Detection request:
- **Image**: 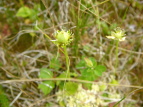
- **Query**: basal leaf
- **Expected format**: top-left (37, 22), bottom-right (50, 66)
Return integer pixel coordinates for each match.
top-left (38, 81), bottom-right (55, 95)
top-left (39, 68), bottom-right (53, 79)
top-left (16, 6), bottom-right (31, 17)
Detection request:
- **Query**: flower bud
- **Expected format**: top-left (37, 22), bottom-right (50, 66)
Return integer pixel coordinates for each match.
top-left (84, 57), bottom-right (93, 68)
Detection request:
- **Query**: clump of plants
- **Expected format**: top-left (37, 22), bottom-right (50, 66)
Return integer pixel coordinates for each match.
top-left (36, 27), bottom-right (126, 106)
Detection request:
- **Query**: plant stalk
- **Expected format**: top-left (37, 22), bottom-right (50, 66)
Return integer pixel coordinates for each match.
top-left (63, 46), bottom-right (70, 77)
top-left (115, 40), bottom-right (119, 71)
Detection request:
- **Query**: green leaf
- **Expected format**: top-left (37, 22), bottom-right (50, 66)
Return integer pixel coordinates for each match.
top-left (89, 57), bottom-right (97, 67)
top-left (56, 72), bottom-right (73, 89)
top-left (76, 59), bottom-right (86, 69)
top-left (94, 65), bottom-right (106, 76)
top-left (38, 81), bottom-right (55, 95)
top-left (16, 6), bottom-right (31, 18)
top-left (49, 58), bottom-right (61, 70)
top-left (56, 72), bottom-right (67, 86)
top-left (80, 69), bottom-right (98, 82)
top-left (16, 6), bottom-right (39, 20)
top-left (65, 82), bottom-right (78, 95)
top-left (101, 22), bottom-right (109, 35)
top-left (28, 9), bottom-right (38, 20)
top-left (39, 68), bottom-right (53, 79)
top-left (38, 68), bottom-right (54, 95)
top-left (76, 57), bottom-right (97, 69)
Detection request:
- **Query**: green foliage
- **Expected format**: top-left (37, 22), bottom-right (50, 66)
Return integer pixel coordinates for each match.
top-left (39, 68), bottom-right (53, 79)
top-left (70, 0), bottom-right (93, 56)
top-left (100, 22), bottom-right (117, 35)
top-left (38, 81), bottom-right (55, 95)
top-left (64, 82), bottom-right (78, 95)
top-left (77, 57), bottom-right (106, 77)
top-left (49, 58), bottom-right (61, 70)
top-left (56, 72), bottom-right (78, 90)
top-left (76, 57), bottom-right (106, 89)
top-left (38, 68), bottom-right (55, 95)
top-left (16, 4), bottom-right (40, 20)
top-left (16, 6), bottom-right (32, 18)
top-left (94, 65), bottom-right (106, 76)
top-left (0, 86), bottom-right (10, 107)
top-left (56, 72), bottom-right (67, 86)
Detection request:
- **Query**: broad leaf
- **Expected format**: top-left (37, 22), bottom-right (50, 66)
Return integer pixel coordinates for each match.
top-left (81, 69), bottom-right (97, 81)
top-left (38, 81), bottom-right (55, 95)
top-left (38, 68), bottom-right (54, 95)
top-left (65, 82), bottom-right (78, 95)
top-left (16, 6), bottom-right (31, 17)
top-left (94, 65), bottom-right (106, 76)
top-left (56, 72), bottom-right (67, 86)
top-left (39, 68), bottom-right (53, 79)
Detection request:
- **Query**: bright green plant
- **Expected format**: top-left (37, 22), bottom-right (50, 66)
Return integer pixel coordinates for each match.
top-left (38, 30), bottom-right (75, 95)
top-left (101, 22), bottom-right (117, 35)
top-left (37, 28), bottom-right (106, 96)
top-left (49, 57), bottom-right (61, 70)
top-left (54, 30), bottom-right (73, 79)
top-left (0, 85), bottom-right (10, 107)
top-left (16, 4), bottom-right (40, 21)
top-left (106, 27), bottom-right (126, 106)
top-left (106, 27), bottom-right (126, 70)
top-left (106, 27), bottom-right (126, 41)
top-left (70, 0), bottom-right (93, 56)
top-left (38, 68), bottom-right (55, 95)
top-left (76, 57), bottom-right (106, 89)
top-left (38, 57), bottom-right (62, 95)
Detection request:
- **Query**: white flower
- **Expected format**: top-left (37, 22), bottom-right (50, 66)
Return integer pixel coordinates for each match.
top-left (106, 27), bottom-right (126, 41)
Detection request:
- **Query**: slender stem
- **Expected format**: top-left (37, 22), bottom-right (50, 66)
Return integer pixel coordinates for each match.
top-left (63, 46), bottom-right (70, 77)
top-left (115, 40), bottom-right (119, 71)
top-left (62, 46), bottom-right (70, 95)
top-left (113, 96), bottom-right (126, 107)
top-left (56, 46), bottom-right (60, 60)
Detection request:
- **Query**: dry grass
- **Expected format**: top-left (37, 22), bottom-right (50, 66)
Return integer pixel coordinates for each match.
top-left (0, 0), bottom-right (143, 107)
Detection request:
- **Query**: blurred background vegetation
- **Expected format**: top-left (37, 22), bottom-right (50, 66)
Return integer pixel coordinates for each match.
top-left (0, 0), bottom-right (143, 107)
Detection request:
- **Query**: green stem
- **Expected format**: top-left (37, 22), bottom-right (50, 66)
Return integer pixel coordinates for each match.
top-left (115, 40), bottom-right (119, 71)
top-left (113, 96), bottom-right (126, 107)
top-left (63, 46), bottom-right (70, 77)
top-left (62, 46), bottom-right (70, 95)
